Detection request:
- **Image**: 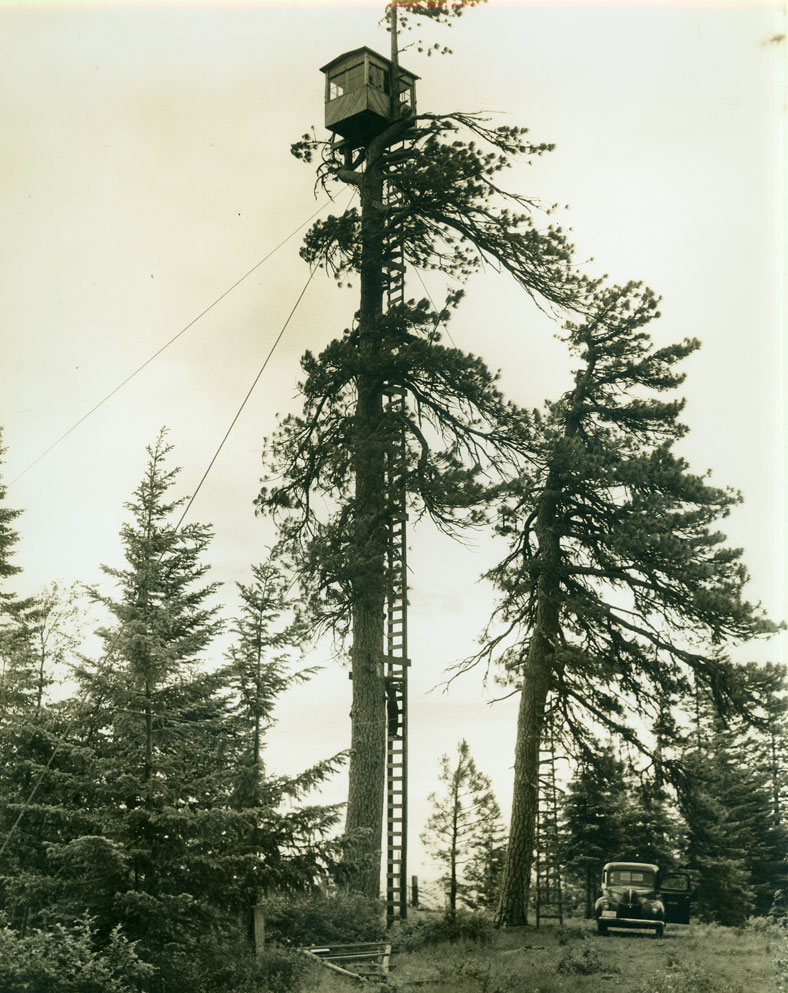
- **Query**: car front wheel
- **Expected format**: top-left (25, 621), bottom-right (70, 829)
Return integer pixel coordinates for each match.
top-left (655, 924), bottom-right (664, 939)
top-left (597, 921), bottom-right (608, 936)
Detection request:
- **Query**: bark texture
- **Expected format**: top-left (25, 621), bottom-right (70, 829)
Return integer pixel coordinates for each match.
top-left (498, 492), bottom-right (561, 925)
top-left (344, 142), bottom-right (388, 896)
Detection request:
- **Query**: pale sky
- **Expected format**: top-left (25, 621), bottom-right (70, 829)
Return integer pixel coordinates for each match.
top-left (2, 0), bottom-right (786, 891)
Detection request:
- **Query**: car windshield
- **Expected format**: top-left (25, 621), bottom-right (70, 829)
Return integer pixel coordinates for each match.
top-left (608, 869), bottom-right (655, 887)
top-left (661, 874), bottom-right (689, 891)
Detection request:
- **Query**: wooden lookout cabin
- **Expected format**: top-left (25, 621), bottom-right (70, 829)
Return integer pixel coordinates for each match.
top-left (320, 47), bottom-right (419, 149)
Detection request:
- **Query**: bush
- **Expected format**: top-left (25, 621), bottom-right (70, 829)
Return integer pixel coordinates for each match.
top-left (161, 936), bottom-right (313, 993)
top-left (556, 942), bottom-right (604, 975)
top-left (263, 890), bottom-right (386, 947)
top-left (0, 913), bottom-right (153, 993)
top-left (391, 909), bottom-right (494, 951)
top-left (257, 946), bottom-right (314, 993)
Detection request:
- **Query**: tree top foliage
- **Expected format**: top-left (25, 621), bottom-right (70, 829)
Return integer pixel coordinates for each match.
top-left (471, 280), bottom-right (780, 751)
top-left (94, 430), bottom-right (222, 685)
top-left (292, 109), bottom-right (598, 315)
top-left (386, 0), bottom-right (486, 25)
top-left (383, 0), bottom-right (488, 58)
top-left (257, 300), bottom-right (525, 635)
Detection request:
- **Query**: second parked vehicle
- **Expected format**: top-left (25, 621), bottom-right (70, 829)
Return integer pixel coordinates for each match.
top-left (594, 861), bottom-right (691, 938)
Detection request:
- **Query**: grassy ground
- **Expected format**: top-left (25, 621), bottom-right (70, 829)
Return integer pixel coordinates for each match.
top-left (306, 917), bottom-right (786, 993)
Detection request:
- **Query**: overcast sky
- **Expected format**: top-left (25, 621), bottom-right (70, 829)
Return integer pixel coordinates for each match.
top-left (2, 0), bottom-right (786, 889)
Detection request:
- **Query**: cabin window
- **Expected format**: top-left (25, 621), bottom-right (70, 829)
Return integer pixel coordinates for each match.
top-left (328, 62), bottom-right (365, 100)
top-left (368, 63), bottom-right (390, 94)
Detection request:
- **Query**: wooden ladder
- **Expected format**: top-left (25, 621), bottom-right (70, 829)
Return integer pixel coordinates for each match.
top-left (535, 704), bottom-right (564, 926)
top-left (382, 157), bottom-right (409, 927)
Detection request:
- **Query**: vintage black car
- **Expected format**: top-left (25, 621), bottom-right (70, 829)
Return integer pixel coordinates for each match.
top-left (594, 861), bottom-right (691, 937)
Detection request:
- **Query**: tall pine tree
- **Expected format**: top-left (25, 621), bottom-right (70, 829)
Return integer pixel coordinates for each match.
top-left (268, 0), bottom-right (602, 894)
top-left (475, 283), bottom-right (777, 923)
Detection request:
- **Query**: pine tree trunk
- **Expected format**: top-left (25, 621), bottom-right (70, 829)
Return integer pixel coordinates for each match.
top-left (35, 649), bottom-right (45, 712)
top-left (346, 601), bottom-right (386, 895)
top-left (498, 497), bottom-right (561, 926)
top-left (769, 718), bottom-right (781, 827)
top-left (497, 624), bottom-right (555, 924)
top-left (344, 144), bottom-right (387, 897)
top-left (449, 777), bottom-right (459, 914)
top-left (253, 638), bottom-right (263, 805)
top-left (144, 678), bottom-right (153, 807)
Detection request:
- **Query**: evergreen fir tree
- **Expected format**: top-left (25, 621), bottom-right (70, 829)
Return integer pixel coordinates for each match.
top-left (0, 431), bottom-right (22, 622)
top-left (0, 430), bottom-right (32, 716)
top-left (0, 437), bottom-right (94, 929)
top-left (561, 747), bottom-right (629, 918)
top-left (0, 436), bottom-right (348, 991)
top-left (677, 684), bottom-right (777, 924)
top-left (224, 558), bottom-right (312, 809)
top-left (94, 429), bottom-right (222, 802)
top-left (4, 583), bottom-right (84, 714)
top-left (742, 662), bottom-right (788, 830)
top-left (742, 662), bottom-right (788, 917)
top-left (420, 739), bottom-right (505, 914)
top-left (463, 805), bottom-right (507, 912)
top-left (0, 692), bottom-right (104, 930)
top-left (620, 768), bottom-right (683, 870)
top-left (221, 557), bottom-right (345, 937)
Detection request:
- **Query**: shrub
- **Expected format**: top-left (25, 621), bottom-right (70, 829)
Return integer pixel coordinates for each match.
top-left (555, 923), bottom-right (587, 945)
top-left (556, 943), bottom-right (604, 975)
top-left (391, 909), bottom-right (494, 950)
top-left (769, 889), bottom-right (788, 923)
top-left (165, 936), bottom-right (257, 993)
top-left (161, 936), bottom-right (313, 993)
top-left (0, 913), bottom-right (153, 993)
top-left (256, 946), bottom-right (314, 993)
top-left (263, 890), bottom-right (386, 946)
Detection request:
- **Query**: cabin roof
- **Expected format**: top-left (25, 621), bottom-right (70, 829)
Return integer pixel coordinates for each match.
top-left (319, 46), bottom-right (420, 80)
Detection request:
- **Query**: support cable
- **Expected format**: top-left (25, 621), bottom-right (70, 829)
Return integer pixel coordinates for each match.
top-left (173, 265), bottom-right (315, 532)
top-left (412, 268), bottom-right (458, 349)
top-left (10, 200), bottom-right (334, 489)
top-left (0, 266), bottom-right (316, 858)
